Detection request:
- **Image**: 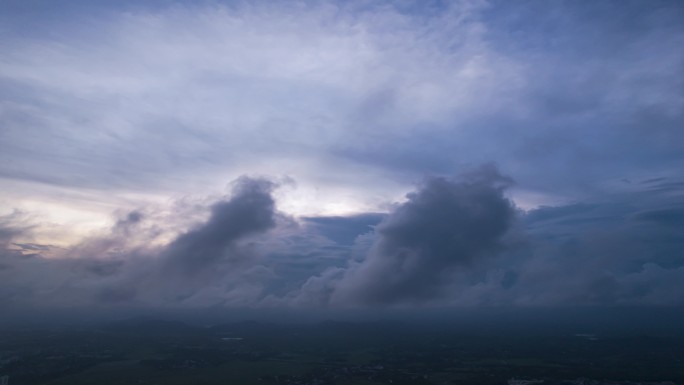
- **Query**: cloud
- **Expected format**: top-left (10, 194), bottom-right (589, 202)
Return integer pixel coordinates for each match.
top-left (113, 210), bottom-right (143, 234)
top-left (632, 207), bottom-right (684, 228)
top-left (450, 179), bottom-right (684, 306)
top-left (161, 177), bottom-right (278, 275)
top-left (2, 170), bottom-right (684, 311)
top-left (0, 0), bottom-right (518, 215)
top-left (0, 176), bottom-right (283, 307)
top-left (288, 172), bottom-right (684, 308)
top-left (302, 213), bottom-right (385, 246)
top-left (329, 166), bottom-right (517, 305)
top-left (103, 176), bottom-right (283, 304)
top-left (1, 0), bottom-right (682, 232)
top-left (0, 210), bottom-right (32, 245)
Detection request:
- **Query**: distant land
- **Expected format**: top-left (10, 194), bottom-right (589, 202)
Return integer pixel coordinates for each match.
top-left (1, 308), bottom-right (683, 385)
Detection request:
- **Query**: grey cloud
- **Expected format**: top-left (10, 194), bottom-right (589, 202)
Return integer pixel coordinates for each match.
top-left (288, 266), bottom-right (346, 308)
top-left (161, 177), bottom-right (278, 275)
top-left (297, 173), bottom-right (684, 308)
top-left (0, 211), bottom-right (32, 247)
top-left (241, 214), bottom-right (375, 301)
top-left (0, 211), bottom-right (35, 263)
top-left (0, 176), bottom-right (284, 307)
top-left (330, 166), bottom-right (517, 305)
top-left (90, 177), bottom-right (283, 305)
top-left (0, 228), bottom-right (22, 250)
top-left (461, 184), bottom-right (684, 306)
top-left (113, 210), bottom-right (143, 234)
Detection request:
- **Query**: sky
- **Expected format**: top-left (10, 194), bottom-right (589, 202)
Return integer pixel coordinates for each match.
top-left (1, 0), bottom-right (683, 314)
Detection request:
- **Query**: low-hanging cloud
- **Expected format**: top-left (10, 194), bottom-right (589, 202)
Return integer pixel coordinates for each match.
top-left (0, 176), bottom-right (282, 308)
top-left (162, 177), bottom-right (278, 275)
top-left (3, 171), bottom-right (684, 314)
top-left (329, 166), bottom-right (517, 305)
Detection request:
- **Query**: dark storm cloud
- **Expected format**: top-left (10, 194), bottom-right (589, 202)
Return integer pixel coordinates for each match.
top-left (330, 166), bottom-right (517, 305)
top-left (162, 177), bottom-right (277, 274)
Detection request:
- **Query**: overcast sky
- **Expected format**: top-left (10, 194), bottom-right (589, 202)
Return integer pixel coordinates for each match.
top-left (1, 0), bottom-right (683, 312)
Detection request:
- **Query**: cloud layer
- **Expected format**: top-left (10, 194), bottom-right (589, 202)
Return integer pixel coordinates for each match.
top-left (2, 168), bottom-right (682, 311)
top-left (2, 0), bottom-right (682, 217)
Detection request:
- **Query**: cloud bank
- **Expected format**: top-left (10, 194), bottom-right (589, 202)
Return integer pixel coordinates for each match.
top-left (2, 168), bottom-right (682, 312)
